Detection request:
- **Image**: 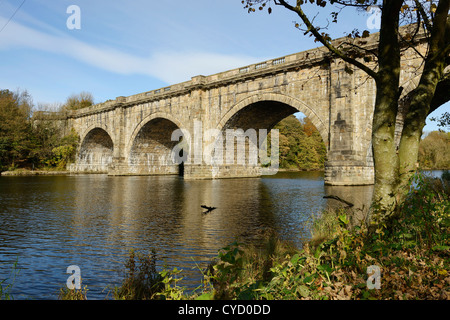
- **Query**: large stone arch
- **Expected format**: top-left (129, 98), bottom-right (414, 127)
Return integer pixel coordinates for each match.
top-left (188, 92), bottom-right (329, 178)
top-left (76, 127), bottom-right (114, 173)
top-left (217, 93), bottom-right (328, 145)
top-left (126, 112), bottom-right (186, 155)
top-left (127, 113), bottom-right (186, 175)
top-left (79, 124), bottom-right (114, 149)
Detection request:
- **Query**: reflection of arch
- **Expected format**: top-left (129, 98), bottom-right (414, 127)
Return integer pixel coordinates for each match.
top-left (78, 127), bottom-right (114, 171)
top-left (218, 93), bottom-right (328, 144)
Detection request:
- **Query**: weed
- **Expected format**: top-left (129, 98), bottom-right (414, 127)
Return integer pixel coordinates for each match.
top-left (113, 249), bottom-right (164, 300)
top-left (59, 285), bottom-right (88, 300)
top-left (0, 257), bottom-right (20, 300)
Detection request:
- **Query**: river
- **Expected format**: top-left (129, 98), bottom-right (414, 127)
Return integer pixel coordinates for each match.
top-left (0, 170), bottom-right (443, 299)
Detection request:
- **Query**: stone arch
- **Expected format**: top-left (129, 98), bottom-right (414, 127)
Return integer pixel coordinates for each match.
top-left (218, 93), bottom-right (328, 145)
top-left (126, 112), bottom-right (185, 155)
top-left (77, 127), bottom-right (114, 172)
top-left (127, 113), bottom-right (186, 175)
top-left (79, 124), bottom-right (114, 148)
top-left (210, 92), bottom-right (329, 171)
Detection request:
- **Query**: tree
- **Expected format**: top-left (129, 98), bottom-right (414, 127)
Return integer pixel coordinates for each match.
top-left (242, 0), bottom-right (450, 229)
top-left (0, 89), bottom-right (34, 170)
top-left (273, 115), bottom-right (327, 169)
top-left (418, 130), bottom-right (450, 169)
top-left (61, 91), bottom-right (94, 111)
top-left (0, 89), bottom-right (85, 171)
top-left (43, 129), bottom-right (79, 170)
top-left (431, 111), bottom-right (450, 130)
top-left (29, 112), bottom-right (65, 168)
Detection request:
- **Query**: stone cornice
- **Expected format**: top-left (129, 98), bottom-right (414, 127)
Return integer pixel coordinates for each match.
top-left (40, 23), bottom-right (428, 120)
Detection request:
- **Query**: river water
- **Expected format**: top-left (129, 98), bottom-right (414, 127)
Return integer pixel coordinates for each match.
top-left (0, 170), bottom-right (441, 299)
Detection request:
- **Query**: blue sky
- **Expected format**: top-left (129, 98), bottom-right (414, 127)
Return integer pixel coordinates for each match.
top-left (0, 0), bottom-right (448, 132)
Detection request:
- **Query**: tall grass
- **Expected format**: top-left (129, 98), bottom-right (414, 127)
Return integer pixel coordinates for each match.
top-left (112, 249), bottom-right (164, 300)
top-left (0, 257), bottom-right (20, 300)
top-left (205, 231), bottom-right (297, 300)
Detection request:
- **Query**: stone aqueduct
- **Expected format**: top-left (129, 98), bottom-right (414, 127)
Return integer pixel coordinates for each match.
top-left (47, 30), bottom-right (425, 186)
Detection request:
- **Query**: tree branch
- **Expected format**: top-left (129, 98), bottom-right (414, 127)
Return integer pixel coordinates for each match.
top-left (275, 0), bottom-right (378, 80)
top-left (426, 0), bottom-right (449, 62)
top-left (337, 40), bottom-right (379, 60)
top-left (414, 0), bottom-right (433, 34)
top-left (429, 71), bottom-right (450, 114)
top-left (329, 0), bottom-right (378, 8)
top-left (398, 21), bottom-right (427, 61)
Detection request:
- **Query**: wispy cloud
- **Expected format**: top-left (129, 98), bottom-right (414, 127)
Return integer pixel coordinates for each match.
top-left (0, 17), bottom-right (264, 85)
top-left (146, 51), bottom-right (264, 84)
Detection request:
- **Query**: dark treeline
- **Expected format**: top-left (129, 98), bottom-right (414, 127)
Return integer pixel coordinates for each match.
top-left (0, 89), bottom-right (93, 172)
top-left (418, 131), bottom-right (450, 170)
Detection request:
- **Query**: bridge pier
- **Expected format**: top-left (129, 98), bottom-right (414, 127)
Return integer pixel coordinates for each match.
top-left (324, 162), bottom-right (374, 186)
top-left (183, 164), bottom-right (262, 180)
top-left (107, 157), bottom-right (180, 176)
top-left (105, 159), bottom-right (374, 185)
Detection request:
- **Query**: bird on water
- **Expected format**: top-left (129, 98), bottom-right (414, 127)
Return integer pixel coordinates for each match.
top-left (201, 205), bottom-right (216, 214)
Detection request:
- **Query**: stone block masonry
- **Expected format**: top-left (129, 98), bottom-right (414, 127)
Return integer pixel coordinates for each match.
top-left (44, 26), bottom-right (427, 186)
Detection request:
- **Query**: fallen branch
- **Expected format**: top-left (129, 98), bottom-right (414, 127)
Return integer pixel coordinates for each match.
top-left (323, 195), bottom-right (354, 207)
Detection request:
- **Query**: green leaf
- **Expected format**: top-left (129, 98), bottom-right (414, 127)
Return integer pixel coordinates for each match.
top-left (432, 245), bottom-right (450, 252)
top-left (338, 214), bottom-right (349, 225)
top-left (317, 263), bottom-right (332, 274)
top-left (303, 275), bottom-right (314, 284)
top-left (290, 254), bottom-right (300, 265)
top-left (195, 292), bottom-right (214, 300)
top-left (298, 285), bottom-right (310, 298)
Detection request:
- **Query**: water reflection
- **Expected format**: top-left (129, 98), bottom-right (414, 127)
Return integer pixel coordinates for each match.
top-left (325, 184), bottom-right (374, 226)
top-left (0, 171), bottom-right (375, 299)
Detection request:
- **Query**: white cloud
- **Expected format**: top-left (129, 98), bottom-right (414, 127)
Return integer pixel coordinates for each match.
top-left (0, 17), bottom-right (264, 85)
top-left (145, 51), bottom-right (263, 84)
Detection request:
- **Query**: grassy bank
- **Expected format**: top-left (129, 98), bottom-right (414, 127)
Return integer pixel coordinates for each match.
top-left (89, 171), bottom-right (447, 301)
top-left (0, 168), bottom-right (69, 176)
top-left (109, 171), bottom-right (448, 300)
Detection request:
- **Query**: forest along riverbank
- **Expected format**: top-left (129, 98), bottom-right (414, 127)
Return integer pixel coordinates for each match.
top-left (0, 170), bottom-right (69, 176)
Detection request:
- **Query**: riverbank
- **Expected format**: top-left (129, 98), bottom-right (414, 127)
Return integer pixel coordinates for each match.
top-left (0, 168), bottom-right (322, 176)
top-left (59, 172), bottom-right (448, 301)
top-left (198, 172), bottom-right (449, 300)
top-left (0, 169), bottom-right (69, 176)
top-left (277, 168), bottom-right (324, 172)
top-left (1, 171), bottom-right (448, 300)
